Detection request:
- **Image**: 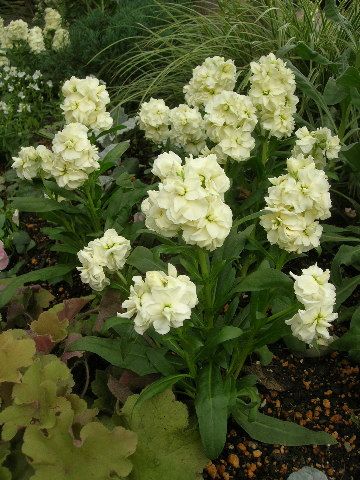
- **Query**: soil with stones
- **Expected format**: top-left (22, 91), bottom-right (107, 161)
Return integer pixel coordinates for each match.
top-left (203, 345), bottom-right (359, 480)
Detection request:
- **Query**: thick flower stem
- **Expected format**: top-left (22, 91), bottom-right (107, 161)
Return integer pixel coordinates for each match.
top-left (198, 249), bottom-right (214, 328)
top-left (84, 182), bottom-right (101, 233)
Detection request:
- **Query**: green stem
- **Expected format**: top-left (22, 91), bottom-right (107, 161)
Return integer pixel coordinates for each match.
top-left (84, 183), bottom-right (101, 233)
top-left (198, 249), bottom-right (214, 328)
top-left (261, 137), bottom-right (269, 165)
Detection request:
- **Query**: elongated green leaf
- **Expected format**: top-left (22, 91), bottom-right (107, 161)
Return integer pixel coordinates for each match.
top-left (324, 0), bottom-right (350, 27)
top-left (195, 364), bottom-right (228, 458)
top-left (11, 197), bottom-right (64, 213)
top-left (199, 326), bottom-right (243, 359)
top-left (134, 374), bottom-right (191, 409)
top-left (68, 336), bottom-right (124, 366)
top-left (293, 42), bottom-right (331, 64)
top-left (336, 275), bottom-right (360, 307)
top-left (341, 143), bottom-right (360, 173)
top-left (0, 265), bottom-right (73, 308)
top-left (332, 328), bottom-right (360, 361)
top-left (337, 67), bottom-right (360, 89)
top-left (331, 244), bottom-right (360, 285)
top-left (232, 406), bottom-right (337, 446)
top-left (233, 268), bottom-right (292, 294)
top-left (98, 141), bottom-right (130, 174)
top-left (323, 78), bottom-right (348, 105)
top-left (127, 246), bottom-right (167, 273)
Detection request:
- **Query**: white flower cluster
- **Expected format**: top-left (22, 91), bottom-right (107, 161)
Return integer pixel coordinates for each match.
top-left (286, 264), bottom-right (337, 346)
top-left (249, 53), bottom-right (298, 138)
top-left (119, 264), bottom-right (198, 335)
top-left (0, 9), bottom-right (69, 54)
top-left (260, 154), bottom-right (331, 253)
top-left (77, 229), bottom-right (131, 291)
top-left (61, 76), bottom-right (113, 133)
top-left (139, 53), bottom-right (300, 163)
top-left (183, 56), bottom-right (237, 107)
top-left (12, 145), bottom-right (53, 181)
top-left (141, 151), bottom-right (232, 251)
top-left (292, 126), bottom-right (341, 168)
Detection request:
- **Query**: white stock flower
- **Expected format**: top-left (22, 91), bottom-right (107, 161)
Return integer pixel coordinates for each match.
top-left (286, 264), bottom-right (337, 346)
top-left (51, 122), bottom-right (99, 189)
top-left (2, 20), bottom-right (28, 48)
top-left (249, 53), bottom-right (298, 138)
top-left (44, 8), bottom-right (62, 33)
top-left (142, 151), bottom-right (232, 250)
top-left (138, 98), bottom-right (170, 144)
top-left (292, 127), bottom-right (341, 168)
top-left (52, 27), bottom-right (70, 51)
top-left (290, 264), bottom-right (335, 307)
top-left (28, 27), bottom-right (45, 54)
top-left (168, 104), bottom-right (206, 155)
top-left (183, 56), bottom-right (236, 107)
top-left (61, 76), bottom-right (112, 132)
top-left (77, 230), bottom-right (131, 291)
top-left (218, 128), bottom-right (255, 162)
top-left (12, 145), bottom-right (53, 181)
top-left (261, 154), bottom-right (331, 253)
top-left (119, 264), bottom-right (198, 335)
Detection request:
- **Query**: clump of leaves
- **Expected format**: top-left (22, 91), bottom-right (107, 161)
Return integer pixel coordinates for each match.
top-left (22, 405), bottom-right (137, 480)
top-left (0, 330), bottom-right (35, 383)
top-left (122, 389), bottom-right (208, 480)
top-left (0, 355), bottom-right (74, 440)
top-left (30, 304), bottom-right (69, 343)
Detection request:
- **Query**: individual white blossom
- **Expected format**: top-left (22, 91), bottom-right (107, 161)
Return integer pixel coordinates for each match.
top-left (28, 26), bottom-right (45, 54)
top-left (142, 152), bottom-right (232, 250)
top-left (292, 126), bottom-right (341, 168)
top-left (52, 27), bottom-right (70, 51)
top-left (61, 76), bottom-right (113, 132)
top-left (260, 154), bottom-right (331, 253)
top-left (0, 49), bottom-right (8, 67)
top-left (44, 8), bottom-right (62, 33)
top-left (51, 123), bottom-right (99, 189)
top-left (183, 56), bottom-right (236, 107)
top-left (138, 98), bottom-right (171, 144)
top-left (77, 229), bottom-right (131, 291)
top-left (119, 263), bottom-right (198, 335)
top-left (249, 53), bottom-right (298, 138)
top-left (286, 264), bottom-right (337, 346)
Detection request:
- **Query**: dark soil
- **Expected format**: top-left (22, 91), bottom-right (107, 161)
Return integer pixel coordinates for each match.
top-left (203, 346), bottom-right (359, 480)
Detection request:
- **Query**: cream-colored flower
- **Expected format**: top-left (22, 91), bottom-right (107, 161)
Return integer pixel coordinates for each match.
top-left (44, 8), bottom-right (62, 33)
top-left (28, 27), bottom-right (45, 54)
top-left (52, 27), bottom-right (70, 51)
top-left (138, 98), bottom-right (171, 144)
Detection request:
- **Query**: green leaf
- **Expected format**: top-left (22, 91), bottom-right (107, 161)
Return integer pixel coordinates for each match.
top-left (0, 265), bottom-right (73, 309)
top-left (331, 244), bottom-right (360, 285)
top-left (336, 275), bottom-right (360, 308)
top-left (0, 330), bottom-right (35, 383)
top-left (22, 405), bottom-right (137, 480)
top-left (293, 42), bottom-right (331, 64)
top-left (337, 66), bottom-right (360, 89)
top-left (195, 364), bottom-right (228, 458)
top-left (126, 246), bottom-right (167, 273)
top-left (0, 355), bottom-right (74, 440)
top-left (331, 328), bottom-right (360, 361)
top-left (232, 406), bottom-right (337, 446)
top-left (98, 141), bottom-right (130, 174)
top-left (11, 197), bottom-right (64, 213)
top-left (68, 336), bottom-right (124, 366)
top-left (341, 143), bottom-right (360, 173)
top-left (324, 0), bottom-right (350, 26)
top-left (30, 304), bottom-right (68, 343)
top-left (199, 326), bottom-right (243, 359)
top-left (123, 390), bottom-right (208, 480)
top-left (323, 78), bottom-right (348, 105)
top-left (134, 374), bottom-right (191, 408)
top-left (233, 267), bottom-right (292, 294)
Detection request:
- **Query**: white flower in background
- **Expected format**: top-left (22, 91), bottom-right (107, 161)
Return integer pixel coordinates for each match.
top-left (138, 98), bottom-right (171, 144)
top-left (51, 122), bottom-right (99, 189)
top-left (2, 19), bottom-right (29, 48)
top-left (119, 263), bottom-right (198, 335)
top-left (61, 76), bottom-right (113, 132)
top-left (183, 56), bottom-right (236, 107)
top-left (0, 49), bottom-right (8, 67)
top-left (77, 230), bottom-right (131, 291)
top-left (286, 264), bottom-right (337, 346)
top-left (28, 27), bottom-right (46, 54)
top-left (44, 8), bottom-right (62, 33)
top-left (249, 53), bottom-right (298, 138)
top-left (142, 151), bottom-right (232, 250)
top-left (260, 154), bottom-right (331, 253)
top-left (12, 209), bottom-right (19, 226)
top-left (169, 104), bottom-right (206, 155)
top-left (292, 126), bottom-right (341, 168)
top-left (52, 27), bottom-right (70, 51)
top-left (12, 145), bottom-right (52, 180)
